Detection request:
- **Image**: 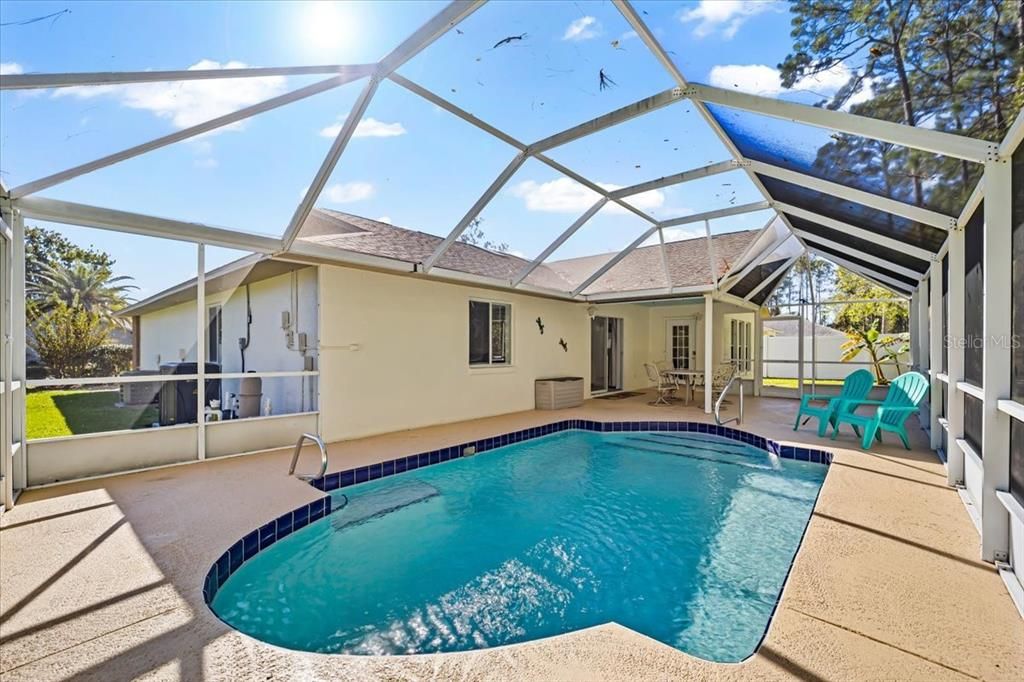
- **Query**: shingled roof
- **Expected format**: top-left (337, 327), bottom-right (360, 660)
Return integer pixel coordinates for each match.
top-left (299, 209), bottom-right (759, 295)
top-left (125, 210), bottom-right (766, 315)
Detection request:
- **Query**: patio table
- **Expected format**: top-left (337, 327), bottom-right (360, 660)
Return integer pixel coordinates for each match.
top-left (664, 369), bottom-right (703, 405)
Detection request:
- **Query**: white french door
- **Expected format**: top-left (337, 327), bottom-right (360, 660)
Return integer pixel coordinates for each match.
top-left (0, 209), bottom-right (22, 511)
top-left (666, 319), bottom-right (696, 370)
top-left (591, 316), bottom-right (623, 393)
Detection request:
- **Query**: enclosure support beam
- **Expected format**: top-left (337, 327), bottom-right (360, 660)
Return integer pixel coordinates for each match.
top-left (572, 225), bottom-right (660, 297)
top-left (0, 64), bottom-right (377, 91)
top-left (720, 231), bottom-right (791, 292)
top-left (917, 277), bottom-right (931, 378)
top-left (422, 153), bottom-right (528, 273)
top-left (388, 74), bottom-right (526, 151)
top-left (16, 196), bottom-right (282, 253)
top-left (609, 161), bottom-right (737, 198)
top-left (660, 201), bottom-right (770, 229)
top-left (534, 154), bottom-right (659, 224)
top-left (377, 1), bottom-right (485, 77)
top-left (753, 308), bottom-right (764, 397)
top-left (945, 225), bottom-right (966, 486)
top-left (530, 88), bottom-right (684, 153)
top-left (611, 0), bottom-right (823, 260)
top-left (512, 199), bottom-right (607, 286)
top-left (819, 250), bottom-right (915, 297)
top-left (685, 83), bottom-right (998, 163)
top-left (788, 229), bottom-right (925, 281)
top-left (929, 259), bottom-right (944, 450)
top-left (571, 201), bottom-right (772, 296)
top-left (0, 205), bottom-right (12, 511)
top-left (773, 202), bottom-right (936, 263)
top-left (282, 77), bottom-right (380, 250)
top-left (9, 211), bottom-right (25, 494)
top-left (704, 220), bottom-right (718, 289)
top-left (657, 228), bottom-right (673, 291)
top-left (387, 73), bottom-right (662, 224)
top-left (704, 293), bottom-right (714, 414)
top-left (11, 75), bottom-right (359, 199)
top-left (744, 252), bottom-right (801, 301)
top-left (980, 160), bottom-right (1012, 564)
top-left (719, 215), bottom-right (777, 282)
top-left (196, 244), bottom-right (206, 461)
top-left (747, 160), bottom-right (957, 230)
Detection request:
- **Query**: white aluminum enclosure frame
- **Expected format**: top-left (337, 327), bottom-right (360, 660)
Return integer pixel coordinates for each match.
top-left (3, 3), bottom-right (1021, 580)
top-left (0, 0), bottom-right (996, 298)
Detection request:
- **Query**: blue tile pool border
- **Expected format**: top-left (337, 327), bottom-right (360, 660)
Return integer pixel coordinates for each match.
top-left (203, 420), bottom-right (832, 606)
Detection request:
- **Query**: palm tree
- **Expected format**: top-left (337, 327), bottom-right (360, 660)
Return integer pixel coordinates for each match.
top-left (29, 261), bottom-right (137, 328)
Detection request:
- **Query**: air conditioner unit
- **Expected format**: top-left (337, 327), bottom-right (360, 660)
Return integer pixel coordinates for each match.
top-left (119, 370), bottom-right (161, 406)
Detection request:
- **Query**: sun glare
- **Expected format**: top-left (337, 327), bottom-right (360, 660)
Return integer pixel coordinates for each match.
top-left (301, 2), bottom-right (356, 55)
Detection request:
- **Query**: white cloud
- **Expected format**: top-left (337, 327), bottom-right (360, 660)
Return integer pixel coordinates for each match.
top-left (679, 1), bottom-right (783, 40)
top-left (52, 59), bottom-right (286, 131)
top-left (0, 62), bottom-right (24, 75)
top-left (642, 223), bottom-right (703, 247)
top-left (563, 16), bottom-right (601, 41)
top-left (321, 181), bottom-right (375, 203)
top-left (708, 62), bottom-right (873, 110)
top-left (320, 116), bottom-right (407, 139)
top-left (661, 225), bottom-right (704, 242)
top-left (508, 177), bottom-right (664, 215)
top-left (377, 215), bottom-right (392, 223)
top-left (194, 157), bottom-right (218, 169)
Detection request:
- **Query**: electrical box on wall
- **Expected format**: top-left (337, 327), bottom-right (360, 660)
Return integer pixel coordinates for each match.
top-left (281, 311), bottom-right (291, 329)
top-left (303, 355), bottom-right (315, 371)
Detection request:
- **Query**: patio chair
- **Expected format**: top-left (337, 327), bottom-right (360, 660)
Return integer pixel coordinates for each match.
top-left (644, 363), bottom-right (677, 406)
top-left (793, 368), bottom-right (875, 438)
top-left (830, 371), bottom-right (930, 450)
top-left (709, 363), bottom-right (739, 403)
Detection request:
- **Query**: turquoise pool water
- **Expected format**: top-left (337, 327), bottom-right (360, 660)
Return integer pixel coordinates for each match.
top-left (211, 430), bottom-right (827, 662)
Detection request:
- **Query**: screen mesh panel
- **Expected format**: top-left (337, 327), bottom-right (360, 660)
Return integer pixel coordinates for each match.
top-left (784, 214), bottom-right (929, 274)
top-left (964, 392), bottom-right (984, 458)
top-left (1013, 420), bottom-right (1024, 506)
top-left (964, 201), bottom-right (984, 386)
top-left (706, 103), bottom-right (976, 216)
top-left (942, 253), bottom-right (949, 374)
top-left (758, 175), bottom-right (946, 253)
top-left (801, 239), bottom-right (917, 289)
top-left (750, 266), bottom-right (793, 306)
top-left (728, 259), bottom-right (787, 299)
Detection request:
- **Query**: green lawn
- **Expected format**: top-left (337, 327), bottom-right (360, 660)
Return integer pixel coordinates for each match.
top-left (27, 389), bottom-right (158, 440)
top-left (762, 377), bottom-right (846, 389)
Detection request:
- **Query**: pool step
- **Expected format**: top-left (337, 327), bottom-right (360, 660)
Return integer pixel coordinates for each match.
top-left (331, 481), bottom-right (440, 531)
top-left (616, 440), bottom-right (774, 471)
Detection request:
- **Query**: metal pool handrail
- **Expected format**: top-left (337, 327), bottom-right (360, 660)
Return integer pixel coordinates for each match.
top-left (715, 375), bottom-right (744, 426)
top-left (288, 433), bottom-right (328, 482)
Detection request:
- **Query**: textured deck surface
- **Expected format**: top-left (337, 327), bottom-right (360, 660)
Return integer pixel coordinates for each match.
top-left (2, 392), bottom-right (1022, 681)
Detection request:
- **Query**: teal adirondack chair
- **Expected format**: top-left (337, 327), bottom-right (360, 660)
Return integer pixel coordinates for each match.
top-left (830, 371), bottom-right (930, 450)
top-left (793, 369), bottom-right (875, 437)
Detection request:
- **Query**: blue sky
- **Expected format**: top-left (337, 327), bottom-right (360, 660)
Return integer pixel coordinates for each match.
top-left (1, 1), bottom-right (850, 297)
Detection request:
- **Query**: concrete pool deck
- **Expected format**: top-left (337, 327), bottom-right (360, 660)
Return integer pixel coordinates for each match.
top-left (1, 392), bottom-right (1022, 681)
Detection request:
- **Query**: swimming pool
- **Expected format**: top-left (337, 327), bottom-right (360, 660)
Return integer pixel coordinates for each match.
top-left (210, 428), bottom-right (828, 662)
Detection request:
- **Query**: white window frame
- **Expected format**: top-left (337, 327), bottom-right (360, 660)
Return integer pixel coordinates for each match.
top-left (728, 317), bottom-right (753, 374)
top-left (469, 298), bottom-right (512, 367)
top-left (207, 304), bottom-right (223, 365)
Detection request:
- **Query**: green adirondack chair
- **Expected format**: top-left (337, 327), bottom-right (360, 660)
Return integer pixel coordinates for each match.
top-left (793, 369), bottom-right (875, 437)
top-left (830, 371), bottom-right (930, 450)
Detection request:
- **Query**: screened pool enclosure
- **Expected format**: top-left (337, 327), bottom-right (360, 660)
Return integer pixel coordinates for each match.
top-left (1, 0), bottom-right (1023, 608)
